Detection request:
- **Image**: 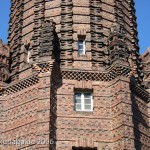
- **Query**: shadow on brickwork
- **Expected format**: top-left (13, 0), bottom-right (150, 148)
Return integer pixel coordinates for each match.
top-left (49, 29), bottom-right (62, 150)
top-left (130, 77), bottom-right (149, 150)
top-left (52, 28), bottom-right (61, 63)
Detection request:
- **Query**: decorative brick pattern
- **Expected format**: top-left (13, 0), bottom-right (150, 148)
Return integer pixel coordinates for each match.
top-left (0, 40), bottom-right (10, 83)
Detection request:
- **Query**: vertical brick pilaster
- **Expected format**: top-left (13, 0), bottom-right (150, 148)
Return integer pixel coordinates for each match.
top-left (111, 79), bottom-right (136, 150)
top-left (0, 96), bottom-right (6, 150)
top-left (36, 72), bottom-right (51, 149)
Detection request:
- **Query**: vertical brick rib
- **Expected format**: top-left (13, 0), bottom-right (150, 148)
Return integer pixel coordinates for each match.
top-left (31, 0), bottom-right (45, 62)
top-left (90, 0), bottom-right (113, 70)
top-left (0, 97), bottom-right (6, 150)
top-left (60, 0), bottom-right (73, 67)
top-left (114, 0), bottom-right (143, 82)
top-left (128, 0), bottom-right (143, 82)
top-left (90, 0), bottom-right (103, 69)
top-left (8, 0), bottom-right (24, 81)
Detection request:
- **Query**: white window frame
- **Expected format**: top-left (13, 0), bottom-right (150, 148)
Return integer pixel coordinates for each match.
top-left (78, 39), bottom-right (85, 55)
top-left (74, 92), bottom-right (93, 112)
top-left (27, 49), bottom-right (30, 63)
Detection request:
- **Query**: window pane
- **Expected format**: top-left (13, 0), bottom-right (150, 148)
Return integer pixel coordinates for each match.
top-left (84, 99), bottom-right (91, 104)
top-left (76, 104), bottom-right (82, 110)
top-left (84, 105), bottom-right (91, 110)
top-left (79, 45), bottom-right (83, 50)
top-left (75, 93), bottom-right (81, 99)
top-left (78, 39), bottom-right (85, 55)
top-left (78, 42), bottom-right (83, 45)
top-left (78, 50), bottom-right (84, 55)
top-left (78, 40), bottom-right (84, 44)
top-left (75, 98), bottom-right (81, 103)
top-left (75, 93), bottom-right (81, 108)
top-left (84, 93), bottom-right (91, 99)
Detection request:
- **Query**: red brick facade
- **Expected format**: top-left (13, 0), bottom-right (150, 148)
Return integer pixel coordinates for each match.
top-left (0, 0), bottom-right (149, 149)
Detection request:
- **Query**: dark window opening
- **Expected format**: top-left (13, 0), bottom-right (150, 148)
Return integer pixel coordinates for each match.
top-left (72, 147), bottom-right (97, 150)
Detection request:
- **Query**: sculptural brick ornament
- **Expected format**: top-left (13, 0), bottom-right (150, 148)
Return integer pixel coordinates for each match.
top-left (0, 0), bottom-right (149, 150)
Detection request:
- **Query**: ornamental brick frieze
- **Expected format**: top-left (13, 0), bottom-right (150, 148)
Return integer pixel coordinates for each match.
top-left (0, 74), bottom-right (39, 96)
top-left (32, 61), bottom-right (54, 74)
top-left (62, 61), bottom-right (131, 82)
top-left (0, 60), bottom-right (60, 96)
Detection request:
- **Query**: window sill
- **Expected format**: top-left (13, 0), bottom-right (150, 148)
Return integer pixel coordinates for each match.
top-left (75, 110), bottom-right (93, 112)
top-left (74, 111), bottom-right (94, 115)
top-left (78, 54), bottom-right (86, 57)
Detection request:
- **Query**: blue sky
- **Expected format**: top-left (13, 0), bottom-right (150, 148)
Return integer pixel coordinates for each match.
top-left (0, 0), bottom-right (150, 54)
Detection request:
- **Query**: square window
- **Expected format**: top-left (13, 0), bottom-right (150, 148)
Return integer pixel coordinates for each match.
top-left (74, 92), bottom-right (93, 111)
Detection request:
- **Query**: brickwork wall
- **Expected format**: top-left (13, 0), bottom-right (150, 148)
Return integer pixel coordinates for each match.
top-left (56, 79), bottom-right (112, 150)
top-left (2, 84), bottom-right (39, 149)
top-left (55, 77), bottom-right (150, 150)
top-left (0, 96), bottom-right (6, 150)
top-left (0, 69), bottom-right (53, 149)
top-left (131, 95), bottom-right (150, 149)
top-left (110, 79), bottom-right (135, 150)
top-left (0, 67), bottom-right (150, 150)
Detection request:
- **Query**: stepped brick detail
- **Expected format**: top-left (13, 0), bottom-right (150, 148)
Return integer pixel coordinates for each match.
top-left (142, 48), bottom-right (150, 89)
top-left (0, 40), bottom-right (10, 84)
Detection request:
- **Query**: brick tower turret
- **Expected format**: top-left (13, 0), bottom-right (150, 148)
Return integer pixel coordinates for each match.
top-left (0, 0), bottom-right (149, 150)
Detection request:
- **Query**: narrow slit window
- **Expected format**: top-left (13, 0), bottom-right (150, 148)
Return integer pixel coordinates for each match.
top-left (73, 147), bottom-right (97, 150)
top-left (78, 39), bottom-right (85, 55)
top-left (27, 49), bottom-right (30, 63)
